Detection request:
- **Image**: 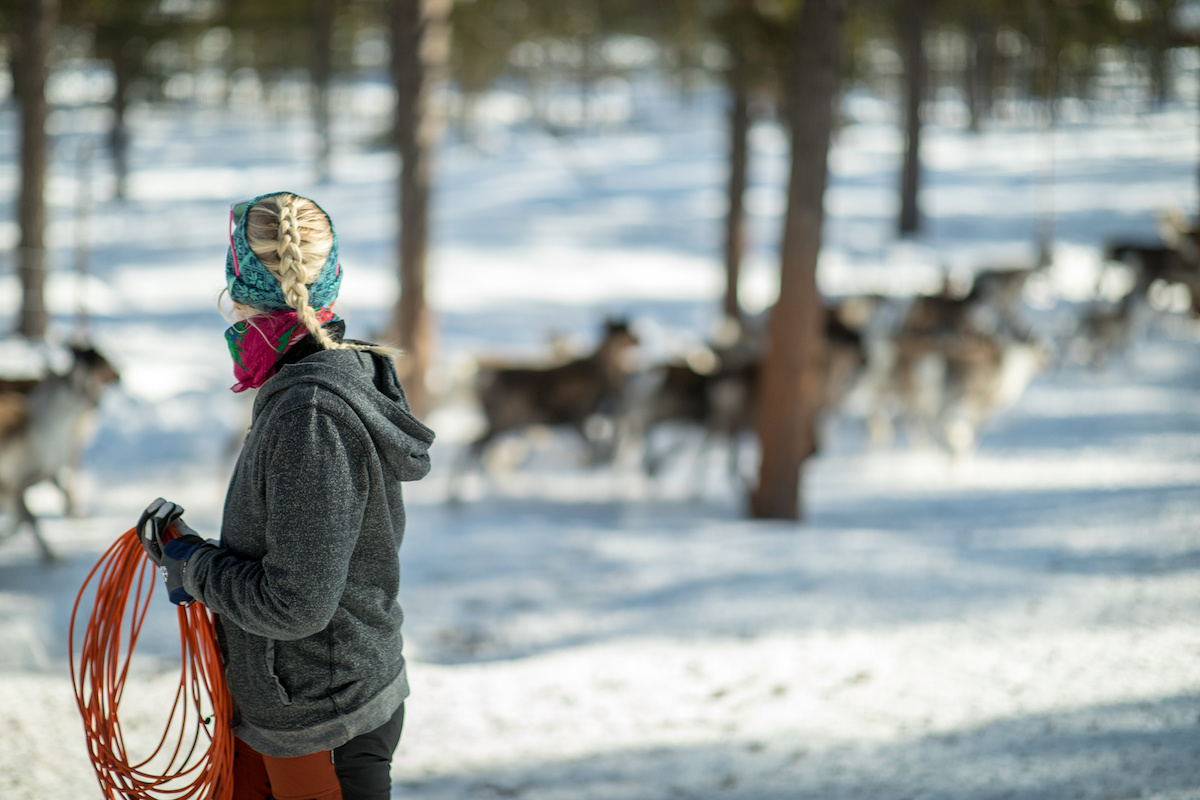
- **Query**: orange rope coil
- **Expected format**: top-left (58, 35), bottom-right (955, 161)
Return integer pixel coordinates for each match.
top-left (70, 527), bottom-right (234, 800)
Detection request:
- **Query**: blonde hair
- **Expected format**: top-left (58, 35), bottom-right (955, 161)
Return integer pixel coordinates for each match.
top-left (243, 193), bottom-right (394, 356)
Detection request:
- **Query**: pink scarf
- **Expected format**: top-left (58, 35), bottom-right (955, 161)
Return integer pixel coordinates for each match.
top-left (225, 308), bottom-right (337, 393)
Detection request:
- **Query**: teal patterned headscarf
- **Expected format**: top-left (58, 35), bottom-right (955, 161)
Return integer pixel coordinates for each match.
top-left (225, 191), bottom-right (342, 313)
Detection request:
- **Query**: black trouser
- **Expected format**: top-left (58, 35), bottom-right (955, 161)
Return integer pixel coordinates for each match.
top-left (334, 703), bottom-right (406, 800)
top-left (232, 703), bottom-right (405, 800)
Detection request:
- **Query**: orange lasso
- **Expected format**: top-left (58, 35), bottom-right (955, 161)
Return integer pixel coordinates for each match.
top-left (70, 527), bottom-right (234, 799)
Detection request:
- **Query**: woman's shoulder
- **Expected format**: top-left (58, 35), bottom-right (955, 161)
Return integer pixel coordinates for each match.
top-left (262, 376), bottom-right (362, 421)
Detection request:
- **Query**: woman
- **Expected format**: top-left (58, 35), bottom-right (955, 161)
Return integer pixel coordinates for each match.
top-left (138, 191), bottom-right (435, 800)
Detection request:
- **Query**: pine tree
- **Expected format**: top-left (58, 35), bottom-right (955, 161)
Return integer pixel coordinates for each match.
top-left (750, 0), bottom-right (847, 520)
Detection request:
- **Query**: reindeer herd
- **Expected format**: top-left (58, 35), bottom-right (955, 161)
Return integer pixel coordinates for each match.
top-left (449, 211), bottom-right (1200, 501)
top-left (1, 213), bottom-right (1199, 555)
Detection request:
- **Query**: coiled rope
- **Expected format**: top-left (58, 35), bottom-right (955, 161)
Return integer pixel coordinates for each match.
top-left (70, 527), bottom-right (234, 799)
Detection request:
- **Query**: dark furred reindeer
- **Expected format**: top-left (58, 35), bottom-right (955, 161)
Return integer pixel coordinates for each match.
top-left (629, 311), bottom-right (866, 493)
top-left (449, 319), bottom-right (639, 501)
top-left (1102, 210), bottom-right (1200, 317)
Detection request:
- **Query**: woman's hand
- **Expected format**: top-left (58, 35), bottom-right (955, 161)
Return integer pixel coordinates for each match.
top-left (138, 498), bottom-right (216, 607)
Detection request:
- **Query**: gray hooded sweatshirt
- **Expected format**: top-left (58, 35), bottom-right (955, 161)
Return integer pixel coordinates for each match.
top-left (183, 343), bottom-right (434, 758)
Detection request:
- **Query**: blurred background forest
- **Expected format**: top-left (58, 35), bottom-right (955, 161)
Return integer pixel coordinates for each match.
top-left (0, 0), bottom-right (1199, 521)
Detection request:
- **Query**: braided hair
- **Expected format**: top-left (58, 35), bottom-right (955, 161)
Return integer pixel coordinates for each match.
top-left (243, 194), bottom-right (392, 355)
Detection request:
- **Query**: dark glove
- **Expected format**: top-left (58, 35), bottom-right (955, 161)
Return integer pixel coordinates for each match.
top-left (137, 497), bottom-right (183, 566)
top-left (137, 498), bottom-right (216, 607)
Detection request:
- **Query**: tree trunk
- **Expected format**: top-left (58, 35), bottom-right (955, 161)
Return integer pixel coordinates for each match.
top-left (579, 33), bottom-right (595, 129)
top-left (387, 0), bottom-right (449, 419)
top-left (749, 0), bottom-right (845, 521)
top-left (1033, 3), bottom-right (1056, 268)
top-left (897, 0), bottom-right (925, 236)
top-left (722, 57), bottom-right (750, 324)
top-left (1147, 0), bottom-right (1172, 109)
top-left (311, 0), bottom-right (335, 183)
top-left (966, 12), bottom-right (994, 133)
top-left (14, 0), bottom-right (58, 340)
top-left (72, 140), bottom-right (93, 340)
top-left (109, 50), bottom-right (132, 201)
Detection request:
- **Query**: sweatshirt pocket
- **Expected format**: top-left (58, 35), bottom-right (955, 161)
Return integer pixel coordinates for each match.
top-left (263, 639), bottom-right (293, 706)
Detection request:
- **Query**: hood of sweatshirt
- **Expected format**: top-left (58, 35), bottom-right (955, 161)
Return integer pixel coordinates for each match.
top-left (252, 345), bottom-right (435, 483)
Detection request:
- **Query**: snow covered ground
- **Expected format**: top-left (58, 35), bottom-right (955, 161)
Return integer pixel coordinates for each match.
top-left (1, 86), bottom-right (1199, 798)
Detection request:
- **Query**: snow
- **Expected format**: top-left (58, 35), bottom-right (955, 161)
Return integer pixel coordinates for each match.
top-left (1, 87), bottom-right (1200, 799)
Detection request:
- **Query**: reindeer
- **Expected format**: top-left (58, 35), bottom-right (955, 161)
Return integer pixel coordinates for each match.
top-left (862, 266), bottom-right (1045, 456)
top-left (631, 354), bottom-right (757, 482)
top-left (629, 310), bottom-right (866, 493)
top-left (1101, 210), bottom-right (1200, 316)
top-left (940, 333), bottom-right (1044, 455)
top-left (1071, 214), bottom-right (1200, 365)
top-left (866, 329), bottom-right (1043, 456)
top-left (0, 345), bottom-right (120, 562)
top-left (1069, 287), bottom-right (1142, 369)
top-left (1105, 242), bottom-right (1189, 290)
top-left (901, 266), bottom-right (1036, 341)
top-left (448, 319), bottom-right (639, 500)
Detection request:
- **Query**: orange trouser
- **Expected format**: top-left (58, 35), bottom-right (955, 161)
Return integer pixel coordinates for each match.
top-left (232, 737), bottom-right (343, 800)
top-left (229, 704), bottom-right (404, 800)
